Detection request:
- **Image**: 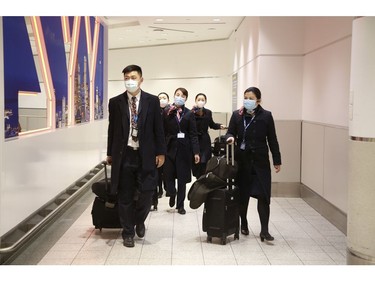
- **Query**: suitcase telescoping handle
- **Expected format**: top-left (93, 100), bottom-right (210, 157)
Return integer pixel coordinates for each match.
top-left (226, 142), bottom-right (235, 189)
top-left (102, 160), bottom-right (115, 208)
top-left (226, 142), bottom-right (235, 166)
top-left (102, 160), bottom-right (110, 193)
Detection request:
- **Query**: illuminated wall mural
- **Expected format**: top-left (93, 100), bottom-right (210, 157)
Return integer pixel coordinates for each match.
top-left (2, 16), bottom-right (105, 139)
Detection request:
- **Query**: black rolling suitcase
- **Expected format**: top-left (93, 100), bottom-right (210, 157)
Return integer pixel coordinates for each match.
top-left (91, 161), bottom-right (121, 230)
top-left (202, 143), bottom-right (240, 245)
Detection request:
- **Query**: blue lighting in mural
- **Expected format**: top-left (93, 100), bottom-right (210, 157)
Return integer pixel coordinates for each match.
top-left (3, 16), bottom-right (41, 138)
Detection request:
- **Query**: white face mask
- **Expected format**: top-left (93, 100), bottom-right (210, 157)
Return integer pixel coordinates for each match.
top-left (160, 99), bottom-right (168, 108)
top-left (244, 99), bottom-right (257, 111)
top-left (124, 79), bottom-right (139, 93)
top-left (196, 101), bottom-right (205, 108)
top-left (174, 96), bottom-right (186, 106)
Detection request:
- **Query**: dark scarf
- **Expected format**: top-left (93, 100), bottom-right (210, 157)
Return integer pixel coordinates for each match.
top-left (191, 106), bottom-right (204, 116)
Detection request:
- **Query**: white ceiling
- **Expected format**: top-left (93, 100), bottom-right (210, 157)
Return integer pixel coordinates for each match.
top-left (103, 16), bottom-right (245, 49)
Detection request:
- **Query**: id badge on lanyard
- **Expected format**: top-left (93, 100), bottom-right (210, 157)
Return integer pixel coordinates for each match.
top-left (240, 115), bottom-right (255, 150)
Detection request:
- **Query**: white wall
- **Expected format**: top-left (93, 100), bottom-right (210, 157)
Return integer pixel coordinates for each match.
top-left (300, 17), bottom-right (353, 213)
top-left (108, 40), bottom-right (233, 114)
top-left (0, 120), bottom-right (108, 236)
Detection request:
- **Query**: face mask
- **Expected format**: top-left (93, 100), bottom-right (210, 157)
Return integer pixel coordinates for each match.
top-left (174, 96), bottom-right (185, 106)
top-left (196, 101), bottom-right (205, 108)
top-left (124, 79), bottom-right (139, 93)
top-left (160, 99), bottom-right (168, 108)
top-left (244, 99), bottom-right (257, 111)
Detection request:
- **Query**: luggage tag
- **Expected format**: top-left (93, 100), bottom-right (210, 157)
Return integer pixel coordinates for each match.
top-left (177, 132), bottom-right (185, 139)
top-left (240, 141), bottom-right (246, 150)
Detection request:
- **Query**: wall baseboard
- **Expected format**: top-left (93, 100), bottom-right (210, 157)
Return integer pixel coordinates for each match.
top-left (272, 182), bottom-right (347, 235)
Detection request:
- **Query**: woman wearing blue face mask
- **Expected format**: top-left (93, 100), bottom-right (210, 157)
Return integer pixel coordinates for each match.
top-left (162, 87), bottom-right (200, 215)
top-left (226, 87), bottom-right (281, 242)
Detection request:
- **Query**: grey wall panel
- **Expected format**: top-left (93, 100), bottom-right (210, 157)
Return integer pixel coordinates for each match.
top-left (301, 122), bottom-right (324, 195)
top-left (323, 126), bottom-right (348, 213)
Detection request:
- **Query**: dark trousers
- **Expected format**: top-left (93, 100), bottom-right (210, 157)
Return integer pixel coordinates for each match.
top-left (165, 179), bottom-right (186, 209)
top-left (118, 147), bottom-right (153, 238)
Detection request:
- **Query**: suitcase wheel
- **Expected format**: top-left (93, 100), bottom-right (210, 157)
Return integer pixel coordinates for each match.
top-left (234, 231), bottom-right (239, 240)
top-left (207, 236), bottom-right (212, 243)
top-left (221, 234), bottom-right (227, 245)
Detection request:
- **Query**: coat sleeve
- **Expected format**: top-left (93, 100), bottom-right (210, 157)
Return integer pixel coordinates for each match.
top-left (225, 111), bottom-right (238, 142)
top-left (107, 98), bottom-right (114, 157)
top-left (208, 110), bottom-right (222, 130)
top-left (189, 112), bottom-right (200, 155)
top-left (266, 112), bottom-right (281, 165)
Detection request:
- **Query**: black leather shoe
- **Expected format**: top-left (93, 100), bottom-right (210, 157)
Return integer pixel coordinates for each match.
top-left (241, 225), bottom-right (249, 235)
top-left (123, 237), bottom-right (135, 247)
top-left (169, 195), bottom-right (176, 207)
top-left (136, 223), bottom-right (145, 238)
top-left (178, 207), bottom-right (186, 215)
top-left (260, 232), bottom-right (274, 242)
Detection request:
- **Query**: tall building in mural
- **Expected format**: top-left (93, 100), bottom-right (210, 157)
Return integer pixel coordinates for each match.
top-left (74, 62), bottom-right (82, 123)
top-left (74, 55), bottom-right (90, 124)
top-left (83, 56), bottom-right (90, 122)
top-left (94, 86), bottom-right (104, 120)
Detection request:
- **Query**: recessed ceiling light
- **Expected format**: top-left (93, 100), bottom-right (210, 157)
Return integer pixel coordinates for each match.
top-left (155, 18), bottom-right (163, 22)
top-left (213, 18), bottom-right (221, 22)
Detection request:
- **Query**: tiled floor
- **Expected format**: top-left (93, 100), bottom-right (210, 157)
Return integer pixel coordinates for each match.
top-left (35, 188), bottom-right (347, 266)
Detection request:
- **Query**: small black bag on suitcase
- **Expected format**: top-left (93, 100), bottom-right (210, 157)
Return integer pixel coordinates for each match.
top-left (91, 161), bottom-right (121, 230)
top-left (202, 143), bottom-right (240, 245)
top-left (212, 135), bottom-right (227, 156)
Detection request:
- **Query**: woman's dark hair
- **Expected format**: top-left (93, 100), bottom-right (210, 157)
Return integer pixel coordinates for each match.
top-left (122, 64), bottom-right (142, 77)
top-left (158, 92), bottom-right (169, 100)
top-left (244, 87), bottom-right (261, 100)
top-left (195, 93), bottom-right (207, 101)
top-left (174, 87), bottom-right (188, 99)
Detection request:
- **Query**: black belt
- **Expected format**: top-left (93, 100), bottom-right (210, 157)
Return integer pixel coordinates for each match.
top-left (127, 146), bottom-right (139, 151)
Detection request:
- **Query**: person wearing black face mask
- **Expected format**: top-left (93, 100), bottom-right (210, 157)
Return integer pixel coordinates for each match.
top-left (226, 86), bottom-right (281, 242)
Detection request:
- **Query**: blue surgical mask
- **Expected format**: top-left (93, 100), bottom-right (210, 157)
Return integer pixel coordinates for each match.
top-left (174, 96), bottom-right (185, 106)
top-left (244, 99), bottom-right (257, 111)
top-left (124, 79), bottom-right (139, 93)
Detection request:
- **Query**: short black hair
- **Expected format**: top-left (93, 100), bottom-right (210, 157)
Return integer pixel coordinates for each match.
top-left (244, 86), bottom-right (261, 100)
top-left (122, 64), bottom-right (142, 77)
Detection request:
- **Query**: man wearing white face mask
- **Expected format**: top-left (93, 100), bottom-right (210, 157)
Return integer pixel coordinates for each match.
top-left (191, 93), bottom-right (227, 179)
top-left (226, 86), bottom-right (281, 243)
top-left (106, 64), bottom-right (166, 247)
top-left (162, 87), bottom-right (200, 215)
